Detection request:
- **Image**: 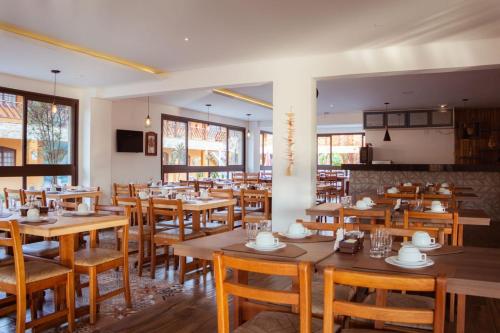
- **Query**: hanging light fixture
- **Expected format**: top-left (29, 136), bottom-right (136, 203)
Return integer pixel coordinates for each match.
top-left (383, 102), bottom-right (391, 142)
top-left (439, 104), bottom-right (448, 113)
top-left (144, 96), bottom-right (151, 127)
top-left (246, 113), bottom-right (252, 138)
top-left (50, 69), bottom-right (60, 114)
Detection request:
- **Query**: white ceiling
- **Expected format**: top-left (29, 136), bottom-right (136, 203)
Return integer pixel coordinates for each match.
top-left (152, 67), bottom-right (500, 121)
top-left (1, 0), bottom-right (500, 86)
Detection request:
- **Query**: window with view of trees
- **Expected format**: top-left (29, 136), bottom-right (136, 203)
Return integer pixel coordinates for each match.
top-left (161, 115), bottom-right (245, 181)
top-left (0, 87), bottom-right (78, 193)
top-left (260, 131), bottom-right (273, 169)
top-left (317, 133), bottom-right (364, 166)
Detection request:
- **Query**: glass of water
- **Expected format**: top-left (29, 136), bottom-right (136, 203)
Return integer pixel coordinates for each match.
top-left (369, 228), bottom-right (385, 258)
top-left (246, 222), bottom-right (260, 242)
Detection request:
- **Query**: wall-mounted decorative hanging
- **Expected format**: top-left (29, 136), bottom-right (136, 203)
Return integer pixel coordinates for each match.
top-left (286, 109), bottom-right (295, 176)
top-left (145, 131), bottom-right (157, 156)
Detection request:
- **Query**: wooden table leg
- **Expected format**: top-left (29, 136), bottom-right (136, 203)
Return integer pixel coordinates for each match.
top-left (58, 234), bottom-right (76, 314)
top-left (456, 294), bottom-right (466, 333)
top-left (458, 225), bottom-right (464, 246)
top-left (191, 211), bottom-right (200, 231)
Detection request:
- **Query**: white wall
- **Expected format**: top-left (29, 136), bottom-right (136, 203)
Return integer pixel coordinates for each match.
top-left (110, 99), bottom-right (248, 187)
top-left (365, 128), bottom-right (455, 163)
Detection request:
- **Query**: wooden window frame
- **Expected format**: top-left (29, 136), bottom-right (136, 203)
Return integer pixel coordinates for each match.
top-left (259, 131), bottom-right (272, 170)
top-left (317, 132), bottom-right (365, 169)
top-left (0, 86), bottom-right (79, 188)
top-left (161, 114), bottom-right (246, 180)
top-left (0, 146), bottom-right (16, 166)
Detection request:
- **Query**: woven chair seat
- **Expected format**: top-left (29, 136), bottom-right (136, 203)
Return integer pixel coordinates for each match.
top-left (0, 261), bottom-right (70, 284)
top-left (22, 240), bottom-right (60, 258)
top-left (74, 248), bottom-right (123, 267)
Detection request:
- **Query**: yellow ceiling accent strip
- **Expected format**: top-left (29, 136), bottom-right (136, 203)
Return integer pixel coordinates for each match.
top-left (213, 88), bottom-right (273, 110)
top-left (0, 21), bottom-right (166, 75)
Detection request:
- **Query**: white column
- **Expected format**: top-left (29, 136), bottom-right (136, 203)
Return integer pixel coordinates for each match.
top-left (246, 121), bottom-right (261, 172)
top-left (272, 73), bottom-right (317, 232)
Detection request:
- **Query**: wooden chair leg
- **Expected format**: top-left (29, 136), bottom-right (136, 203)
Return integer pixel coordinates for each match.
top-left (164, 245), bottom-right (170, 275)
top-left (75, 274), bottom-right (83, 297)
top-left (449, 293), bottom-right (456, 322)
top-left (202, 259), bottom-right (208, 276)
top-left (150, 242), bottom-right (157, 279)
top-left (29, 292), bottom-right (37, 320)
top-left (16, 290), bottom-right (26, 333)
top-left (138, 239), bottom-right (144, 277)
top-left (456, 294), bottom-right (466, 333)
top-left (122, 259), bottom-right (132, 308)
top-left (179, 256), bottom-right (186, 284)
top-left (66, 272), bottom-right (75, 332)
top-left (89, 267), bottom-right (98, 324)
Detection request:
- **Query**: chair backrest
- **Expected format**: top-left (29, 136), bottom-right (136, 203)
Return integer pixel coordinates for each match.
top-left (114, 196), bottom-right (145, 230)
top-left (245, 172), bottom-right (260, 184)
top-left (0, 220), bottom-right (26, 291)
top-left (148, 198), bottom-right (186, 240)
top-left (370, 225), bottom-right (446, 244)
top-left (113, 183), bottom-right (132, 197)
top-left (213, 251), bottom-right (313, 333)
top-left (198, 180), bottom-right (214, 190)
top-left (323, 267), bottom-right (446, 333)
top-left (21, 190), bottom-right (47, 207)
top-left (92, 204), bottom-right (129, 248)
top-left (3, 188), bottom-right (22, 209)
top-left (232, 172), bottom-right (245, 183)
top-left (404, 210), bottom-right (459, 245)
top-left (240, 189), bottom-right (270, 220)
top-left (131, 183), bottom-right (149, 196)
top-left (339, 207), bottom-right (391, 231)
top-left (208, 188), bottom-right (234, 199)
top-left (385, 192), bottom-right (418, 200)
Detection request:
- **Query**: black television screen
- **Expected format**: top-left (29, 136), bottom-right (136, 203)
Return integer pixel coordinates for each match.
top-left (116, 129), bottom-right (143, 153)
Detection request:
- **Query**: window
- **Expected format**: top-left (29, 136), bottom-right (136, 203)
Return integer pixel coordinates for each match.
top-left (0, 87), bottom-right (78, 189)
top-left (260, 132), bottom-right (273, 169)
top-left (161, 115), bottom-right (245, 180)
top-left (317, 133), bottom-right (364, 166)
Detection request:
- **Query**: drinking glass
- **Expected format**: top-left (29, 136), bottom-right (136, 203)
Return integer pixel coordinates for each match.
top-left (55, 199), bottom-right (64, 216)
top-left (246, 222), bottom-right (260, 242)
top-left (415, 198), bottom-right (423, 212)
top-left (383, 233), bottom-right (393, 256)
top-left (376, 185), bottom-right (385, 196)
top-left (340, 196), bottom-right (352, 208)
top-left (369, 228), bottom-right (384, 258)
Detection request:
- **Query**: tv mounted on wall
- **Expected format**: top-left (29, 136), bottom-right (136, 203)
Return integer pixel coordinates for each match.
top-left (116, 129), bottom-right (144, 153)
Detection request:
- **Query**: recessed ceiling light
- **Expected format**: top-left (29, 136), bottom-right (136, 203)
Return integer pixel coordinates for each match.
top-left (184, 37), bottom-right (189, 42)
top-left (440, 104), bottom-right (447, 108)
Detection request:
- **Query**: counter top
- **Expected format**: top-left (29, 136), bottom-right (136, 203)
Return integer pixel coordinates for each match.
top-left (342, 164), bottom-right (500, 172)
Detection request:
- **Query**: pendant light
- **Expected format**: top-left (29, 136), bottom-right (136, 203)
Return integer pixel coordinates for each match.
top-left (50, 69), bottom-right (60, 114)
top-left (144, 96), bottom-right (151, 128)
top-left (383, 102), bottom-right (391, 142)
top-left (246, 113), bottom-right (252, 138)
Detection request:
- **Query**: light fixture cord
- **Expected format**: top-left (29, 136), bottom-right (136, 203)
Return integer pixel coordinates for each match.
top-left (147, 96), bottom-right (150, 116)
top-left (53, 72), bottom-right (57, 104)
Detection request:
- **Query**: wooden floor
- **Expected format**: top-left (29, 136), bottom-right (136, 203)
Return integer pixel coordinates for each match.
top-left (96, 222), bottom-right (500, 333)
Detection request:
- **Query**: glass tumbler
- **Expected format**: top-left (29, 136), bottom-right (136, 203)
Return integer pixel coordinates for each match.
top-left (246, 222), bottom-right (260, 242)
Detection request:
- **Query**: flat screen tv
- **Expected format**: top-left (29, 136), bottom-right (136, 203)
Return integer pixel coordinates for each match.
top-left (116, 129), bottom-right (143, 153)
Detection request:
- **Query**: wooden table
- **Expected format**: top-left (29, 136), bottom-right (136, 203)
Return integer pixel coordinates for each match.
top-left (173, 229), bottom-right (335, 265)
top-left (316, 242), bottom-right (500, 333)
top-left (45, 190), bottom-right (102, 201)
top-left (0, 212), bottom-right (128, 321)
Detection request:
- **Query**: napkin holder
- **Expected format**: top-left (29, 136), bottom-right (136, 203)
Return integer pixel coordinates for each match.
top-left (339, 238), bottom-right (360, 254)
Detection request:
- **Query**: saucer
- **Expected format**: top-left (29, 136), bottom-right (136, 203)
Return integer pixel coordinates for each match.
top-left (425, 209), bottom-right (447, 214)
top-left (197, 197), bottom-right (213, 201)
top-left (402, 241), bottom-right (442, 251)
top-left (353, 206), bottom-right (372, 210)
top-left (245, 241), bottom-right (286, 252)
top-left (73, 211), bottom-right (95, 216)
top-left (279, 230), bottom-right (313, 239)
top-left (385, 256), bottom-right (434, 269)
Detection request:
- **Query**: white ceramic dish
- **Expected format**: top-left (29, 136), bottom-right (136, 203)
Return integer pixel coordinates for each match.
top-left (425, 209), bottom-right (447, 214)
top-left (73, 211), bottom-right (95, 216)
top-left (353, 206), bottom-right (372, 210)
top-left (385, 256), bottom-right (434, 269)
top-left (279, 230), bottom-right (313, 239)
top-left (245, 241), bottom-right (286, 252)
top-left (402, 241), bottom-right (442, 251)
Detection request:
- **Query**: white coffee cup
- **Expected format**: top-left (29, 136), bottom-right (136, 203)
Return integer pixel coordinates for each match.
top-left (398, 245), bottom-right (427, 263)
top-left (430, 205), bottom-right (446, 213)
top-left (387, 187), bottom-right (399, 194)
top-left (255, 232), bottom-right (279, 247)
top-left (355, 200), bottom-right (369, 209)
top-left (362, 197), bottom-right (375, 206)
top-left (431, 200), bottom-right (442, 207)
top-left (412, 231), bottom-right (436, 247)
top-left (138, 191), bottom-right (149, 200)
top-left (403, 182), bottom-right (412, 186)
top-left (288, 222), bottom-right (306, 235)
top-left (27, 208), bottom-right (40, 221)
top-left (77, 203), bottom-right (89, 212)
top-left (200, 190), bottom-right (209, 198)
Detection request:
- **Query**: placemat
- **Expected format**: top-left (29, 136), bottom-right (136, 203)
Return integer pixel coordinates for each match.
top-left (20, 218), bottom-right (58, 225)
top-left (0, 212), bottom-right (13, 218)
top-left (353, 255), bottom-right (440, 276)
top-left (222, 242), bottom-right (307, 259)
top-left (275, 233), bottom-right (335, 243)
top-left (392, 244), bottom-right (465, 256)
top-left (62, 212), bottom-right (111, 217)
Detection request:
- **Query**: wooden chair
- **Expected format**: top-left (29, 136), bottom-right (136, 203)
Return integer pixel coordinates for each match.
top-left (73, 205), bottom-right (131, 324)
top-left (114, 197), bottom-right (150, 277)
top-left (3, 188), bottom-right (22, 209)
top-left (244, 172), bottom-right (260, 184)
top-left (131, 183), bottom-right (149, 197)
top-left (231, 172), bottom-right (245, 185)
top-left (148, 198), bottom-right (206, 281)
top-left (0, 220), bottom-right (74, 332)
top-left (113, 183), bottom-right (132, 198)
top-left (240, 189), bottom-right (270, 228)
top-left (339, 207), bottom-right (391, 231)
top-left (204, 188), bottom-right (239, 234)
top-left (403, 210), bottom-right (459, 246)
top-left (21, 190), bottom-right (47, 207)
top-left (385, 192), bottom-right (418, 200)
top-left (213, 251), bottom-right (326, 333)
top-left (323, 268), bottom-right (446, 333)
